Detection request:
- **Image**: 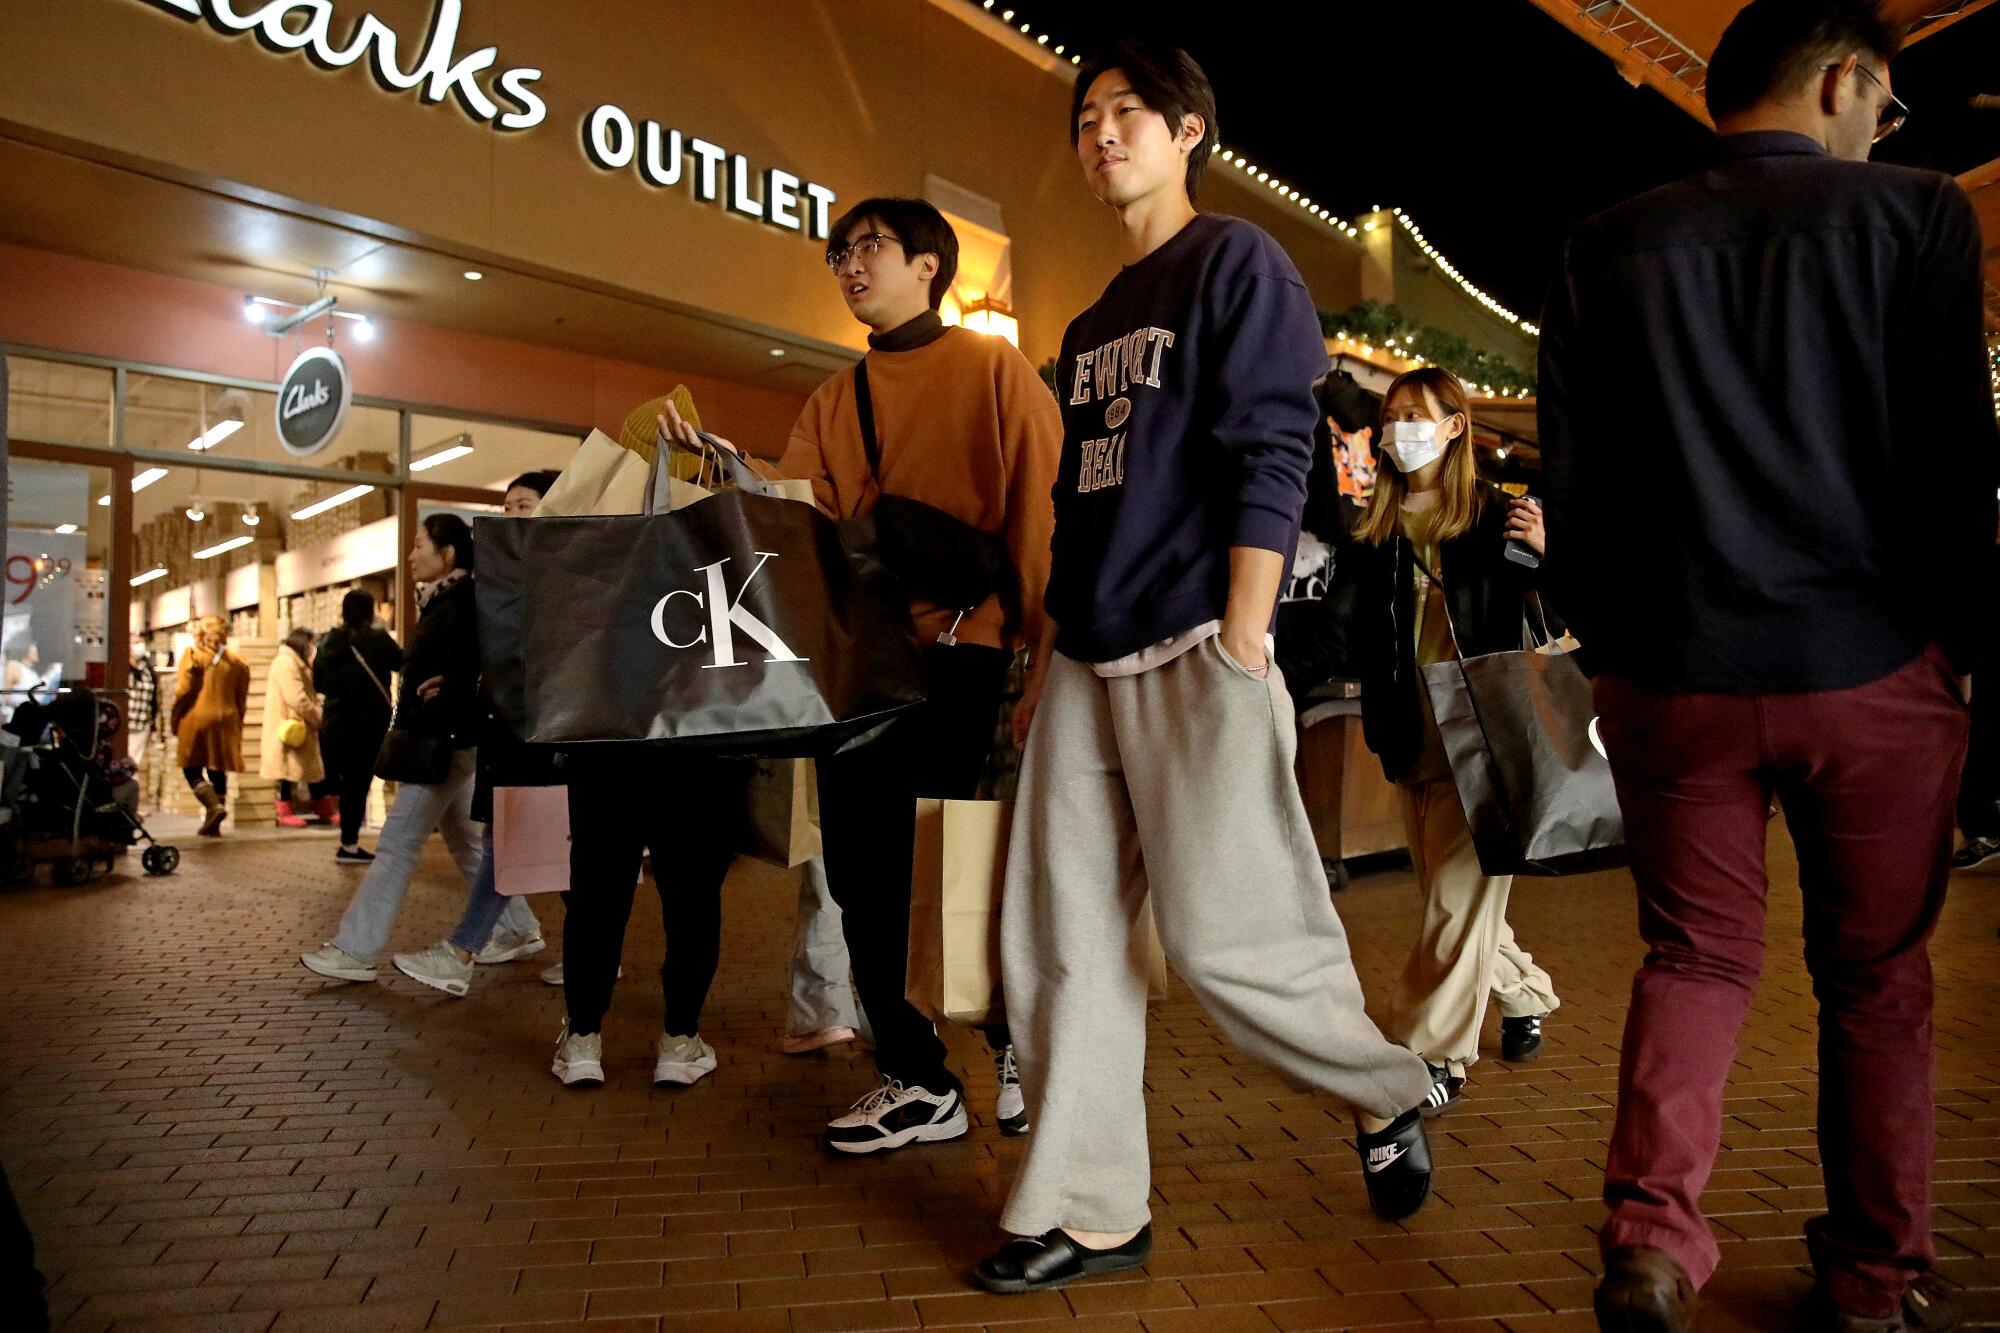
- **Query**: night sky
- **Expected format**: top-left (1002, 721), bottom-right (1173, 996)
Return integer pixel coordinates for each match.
top-left (996, 0), bottom-right (2000, 324)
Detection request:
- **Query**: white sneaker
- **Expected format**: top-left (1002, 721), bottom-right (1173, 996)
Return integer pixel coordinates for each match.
top-left (475, 930), bottom-right (546, 965)
top-left (824, 1077), bottom-right (968, 1155)
top-left (300, 943), bottom-right (375, 983)
top-left (994, 1045), bottom-right (1030, 1136)
top-left (393, 941), bottom-right (474, 997)
top-left (551, 1023), bottom-right (603, 1088)
top-left (653, 1033), bottom-right (718, 1087)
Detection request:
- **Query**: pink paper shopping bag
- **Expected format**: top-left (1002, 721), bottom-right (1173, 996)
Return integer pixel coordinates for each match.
top-left (492, 787), bottom-right (572, 895)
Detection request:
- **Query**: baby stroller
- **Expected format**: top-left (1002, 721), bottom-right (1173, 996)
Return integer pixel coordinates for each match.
top-left (0, 684), bottom-right (180, 884)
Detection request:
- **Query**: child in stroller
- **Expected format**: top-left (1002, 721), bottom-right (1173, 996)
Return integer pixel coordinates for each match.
top-left (1, 685), bottom-right (178, 884)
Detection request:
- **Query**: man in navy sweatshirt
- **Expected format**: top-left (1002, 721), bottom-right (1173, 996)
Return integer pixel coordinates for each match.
top-left (974, 39), bottom-right (1436, 1297)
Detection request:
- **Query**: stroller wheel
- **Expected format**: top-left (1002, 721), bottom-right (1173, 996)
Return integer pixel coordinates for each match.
top-left (142, 845), bottom-right (180, 877)
top-left (52, 857), bottom-right (92, 887)
top-left (3, 855), bottom-right (32, 884)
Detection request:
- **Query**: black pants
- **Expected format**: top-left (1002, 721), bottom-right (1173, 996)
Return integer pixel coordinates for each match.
top-left (275, 780), bottom-right (332, 804)
top-left (182, 766), bottom-right (225, 797)
top-left (322, 729), bottom-right (384, 845)
top-left (1958, 678), bottom-right (2000, 840)
top-left (0, 1163), bottom-right (46, 1333)
top-left (817, 643), bottom-right (1013, 1089)
top-left (563, 750), bottom-right (746, 1038)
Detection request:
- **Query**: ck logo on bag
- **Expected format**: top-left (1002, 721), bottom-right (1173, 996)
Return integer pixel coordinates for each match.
top-left (649, 551), bottom-right (810, 668)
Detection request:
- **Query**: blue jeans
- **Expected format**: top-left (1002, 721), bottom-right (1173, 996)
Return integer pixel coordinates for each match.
top-left (448, 830), bottom-right (522, 954)
top-left (332, 749), bottom-right (537, 963)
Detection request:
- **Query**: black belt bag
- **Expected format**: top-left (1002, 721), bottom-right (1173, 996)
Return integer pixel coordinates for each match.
top-left (853, 357), bottom-right (1009, 641)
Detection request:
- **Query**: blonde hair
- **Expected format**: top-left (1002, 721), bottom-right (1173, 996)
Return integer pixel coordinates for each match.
top-left (1352, 367), bottom-right (1484, 547)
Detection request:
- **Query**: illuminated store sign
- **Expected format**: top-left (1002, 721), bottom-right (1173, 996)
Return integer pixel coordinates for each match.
top-left (132, 0), bottom-right (834, 239)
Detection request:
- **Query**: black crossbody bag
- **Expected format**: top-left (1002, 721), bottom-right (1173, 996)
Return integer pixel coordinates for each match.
top-left (852, 358), bottom-right (1010, 642)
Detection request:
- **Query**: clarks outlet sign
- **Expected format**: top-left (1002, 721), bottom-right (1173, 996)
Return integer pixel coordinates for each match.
top-left (133, 0), bottom-right (839, 239)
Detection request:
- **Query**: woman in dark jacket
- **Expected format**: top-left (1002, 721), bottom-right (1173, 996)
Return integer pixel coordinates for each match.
top-left (313, 590), bottom-right (403, 860)
top-left (299, 515), bottom-right (542, 985)
top-left (1326, 367), bottom-right (1560, 1116)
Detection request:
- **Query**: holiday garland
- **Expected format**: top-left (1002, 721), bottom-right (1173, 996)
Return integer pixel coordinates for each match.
top-left (1320, 302), bottom-right (1538, 397)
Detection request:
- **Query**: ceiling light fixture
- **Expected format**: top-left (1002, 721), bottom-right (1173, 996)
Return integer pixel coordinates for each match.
top-left (290, 484), bottom-right (376, 521)
top-left (187, 419), bottom-right (244, 452)
top-left (242, 511), bottom-right (261, 527)
top-left (768, 348), bottom-right (787, 357)
top-left (463, 270), bottom-right (484, 281)
top-left (130, 567), bottom-right (168, 588)
top-left (54, 524), bottom-right (77, 535)
top-left (193, 535), bottom-right (254, 561)
top-left (410, 443), bottom-right (475, 473)
top-left (185, 501), bottom-right (207, 522)
top-left (132, 468), bottom-right (169, 493)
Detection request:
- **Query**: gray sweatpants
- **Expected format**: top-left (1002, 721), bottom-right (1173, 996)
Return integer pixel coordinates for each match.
top-left (998, 642), bottom-right (1433, 1236)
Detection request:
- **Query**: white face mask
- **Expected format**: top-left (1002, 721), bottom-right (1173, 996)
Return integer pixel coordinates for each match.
top-left (1382, 419), bottom-right (1447, 473)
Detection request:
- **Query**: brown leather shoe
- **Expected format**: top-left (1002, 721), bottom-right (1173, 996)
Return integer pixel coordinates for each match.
top-left (1595, 1246), bottom-right (1698, 1332)
top-left (1811, 1274), bottom-right (1959, 1332)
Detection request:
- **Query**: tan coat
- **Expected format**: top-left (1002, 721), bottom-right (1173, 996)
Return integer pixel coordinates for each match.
top-left (258, 647), bottom-right (325, 784)
top-left (172, 645), bottom-right (249, 772)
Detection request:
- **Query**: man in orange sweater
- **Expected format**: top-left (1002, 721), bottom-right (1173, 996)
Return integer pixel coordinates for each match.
top-left (665, 197), bottom-right (1060, 1154)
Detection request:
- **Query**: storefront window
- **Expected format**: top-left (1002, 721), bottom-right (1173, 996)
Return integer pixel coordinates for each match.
top-left (4, 456), bottom-right (114, 729)
top-left (5, 356), bottom-right (115, 449)
top-left (122, 370), bottom-right (400, 477)
top-left (407, 413), bottom-right (581, 494)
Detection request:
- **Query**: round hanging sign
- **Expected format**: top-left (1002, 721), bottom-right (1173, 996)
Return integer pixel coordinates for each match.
top-left (276, 346), bottom-right (351, 458)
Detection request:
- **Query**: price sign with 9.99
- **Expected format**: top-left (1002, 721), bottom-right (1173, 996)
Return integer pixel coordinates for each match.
top-left (5, 553), bottom-right (71, 606)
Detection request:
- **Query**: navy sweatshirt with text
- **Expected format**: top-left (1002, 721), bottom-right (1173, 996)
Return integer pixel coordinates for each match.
top-left (1047, 212), bottom-right (1327, 662)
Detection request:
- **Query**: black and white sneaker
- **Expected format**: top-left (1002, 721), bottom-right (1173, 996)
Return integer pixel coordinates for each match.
top-left (1356, 1107), bottom-right (1433, 1222)
top-left (335, 846), bottom-right (375, 865)
top-left (1501, 1014), bottom-right (1545, 1063)
top-left (994, 1045), bottom-right (1030, 1136)
top-left (824, 1077), bottom-right (969, 1155)
top-left (1420, 1061), bottom-right (1463, 1118)
top-left (1951, 836), bottom-right (2000, 872)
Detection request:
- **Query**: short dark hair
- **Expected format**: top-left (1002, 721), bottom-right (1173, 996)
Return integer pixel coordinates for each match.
top-left (1707, 0), bottom-right (1903, 121)
top-left (1071, 40), bottom-right (1220, 203)
top-left (422, 514), bottom-right (474, 573)
top-left (824, 198), bottom-right (959, 310)
top-left (508, 470), bottom-right (560, 497)
top-left (340, 589), bottom-right (375, 628)
top-left (283, 627), bottom-right (316, 663)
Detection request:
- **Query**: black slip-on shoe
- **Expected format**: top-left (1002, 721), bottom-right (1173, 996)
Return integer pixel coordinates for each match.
top-left (974, 1225), bottom-right (1152, 1294)
top-left (1501, 1014), bottom-right (1546, 1062)
top-left (1356, 1107), bottom-right (1432, 1222)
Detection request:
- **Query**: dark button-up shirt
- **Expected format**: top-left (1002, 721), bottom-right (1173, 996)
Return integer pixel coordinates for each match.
top-left (1539, 130), bottom-right (1997, 692)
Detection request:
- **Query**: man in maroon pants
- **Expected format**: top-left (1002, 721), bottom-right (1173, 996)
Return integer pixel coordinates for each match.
top-left (1537, 3), bottom-right (1998, 1331)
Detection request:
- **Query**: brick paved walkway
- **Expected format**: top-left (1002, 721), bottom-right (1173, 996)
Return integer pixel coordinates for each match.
top-left (0, 820), bottom-right (1995, 1331)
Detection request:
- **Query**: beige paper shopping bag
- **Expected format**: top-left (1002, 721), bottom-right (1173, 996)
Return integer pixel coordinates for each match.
top-left (739, 757), bottom-right (821, 868)
top-left (907, 798), bottom-right (1168, 1027)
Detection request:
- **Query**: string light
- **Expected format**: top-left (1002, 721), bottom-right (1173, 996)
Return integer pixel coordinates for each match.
top-left (959, 1), bottom-right (1531, 338)
top-left (1390, 209), bottom-right (1541, 336)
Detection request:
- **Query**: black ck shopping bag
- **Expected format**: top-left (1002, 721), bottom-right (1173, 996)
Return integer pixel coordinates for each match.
top-left (478, 484), bottom-right (925, 758)
top-left (1421, 642), bottom-right (1626, 877)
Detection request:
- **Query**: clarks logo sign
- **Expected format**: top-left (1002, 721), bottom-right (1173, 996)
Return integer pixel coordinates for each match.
top-left (134, 0), bottom-right (836, 239)
top-left (649, 553), bottom-right (809, 670)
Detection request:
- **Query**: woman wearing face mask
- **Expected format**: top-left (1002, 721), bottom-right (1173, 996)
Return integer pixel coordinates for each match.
top-left (1328, 367), bottom-right (1560, 1117)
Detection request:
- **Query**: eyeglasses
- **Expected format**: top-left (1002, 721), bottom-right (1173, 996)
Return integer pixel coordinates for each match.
top-left (825, 232), bottom-right (903, 272)
top-left (1822, 60), bottom-right (1908, 142)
